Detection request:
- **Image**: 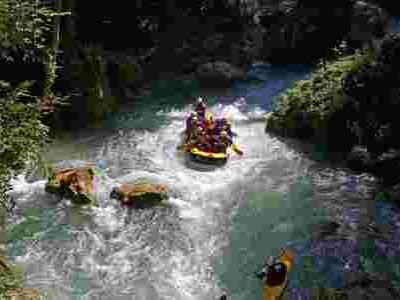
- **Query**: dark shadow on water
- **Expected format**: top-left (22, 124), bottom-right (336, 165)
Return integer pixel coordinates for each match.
top-left (183, 153), bottom-right (227, 172)
top-left (101, 77), bottom-right (231, 131)
top-left (266, 130), bottom-right (349, 168)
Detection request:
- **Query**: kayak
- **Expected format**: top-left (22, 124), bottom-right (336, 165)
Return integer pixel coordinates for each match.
top-left (188, 147), bottom-right (228, 165)
top-left (262, 248), bottom-right (294, 300)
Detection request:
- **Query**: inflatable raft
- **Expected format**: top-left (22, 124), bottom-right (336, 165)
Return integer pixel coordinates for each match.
top-left (262, 248), bottom-right (294, 300)
top-left (188, 147), bottom-right (228, 165)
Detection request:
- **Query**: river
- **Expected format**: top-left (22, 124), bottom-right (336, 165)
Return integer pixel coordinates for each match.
top-left (4, 20), bottom-right (400, 300)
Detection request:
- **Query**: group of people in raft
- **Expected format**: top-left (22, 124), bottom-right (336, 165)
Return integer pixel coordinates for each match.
top-left (181, 97), bottom-right (243, 156)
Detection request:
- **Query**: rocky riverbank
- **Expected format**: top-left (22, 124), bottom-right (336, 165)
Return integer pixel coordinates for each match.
top-left (46, 0), bottom-right (394, 128)
top-left (265, 29), bottom-right (400, 204)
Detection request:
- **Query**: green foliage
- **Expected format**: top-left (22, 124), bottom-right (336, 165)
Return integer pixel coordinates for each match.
top-left (70, 45), bottom-right (117, 121)
top-left (266, 48), bottom-right (372, 142)
top-left (0, 0), bottom-right (71, 98)
top-left (0, 262), bottom-right (24, 295)
top-left (0, 80), bottom-right (49, 211)
top-left (0, 0), bottom-right (53, 51)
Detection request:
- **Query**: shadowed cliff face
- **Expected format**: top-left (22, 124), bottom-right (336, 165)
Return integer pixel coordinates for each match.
top-left (72, 1), bottom-right (390, 65)
top-left (73, 0), bottom-right (243, 52)
top-left (370, 0), bottom-right (400, 16)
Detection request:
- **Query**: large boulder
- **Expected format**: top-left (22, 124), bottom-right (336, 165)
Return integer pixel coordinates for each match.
top-left (45, 165), bottom-right (95, 205)
top-left (196, 61), bottom-right (247, 87)
top-left (110, 182), bottom-right (168, 207)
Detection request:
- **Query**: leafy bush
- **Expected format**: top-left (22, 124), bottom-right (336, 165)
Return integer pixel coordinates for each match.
top-left (0, 262), bottom-right (24, 295)
top-left (69, 45), bottom-right (117, 123)
top-left (0, 0), bottom-right (53, 50)
top-left (0, 81), bottom-right (49, 211)
top-left (266, 47), bottom-right (372, 149)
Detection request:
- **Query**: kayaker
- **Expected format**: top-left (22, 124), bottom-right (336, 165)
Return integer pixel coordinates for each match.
top-left (256, 250), bottom-right (292, 286)
top-left (264, 262), bottom-right (288, 286)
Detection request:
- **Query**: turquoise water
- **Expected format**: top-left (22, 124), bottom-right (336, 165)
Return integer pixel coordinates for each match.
top-left (5, 21), bottom-right (400, 299)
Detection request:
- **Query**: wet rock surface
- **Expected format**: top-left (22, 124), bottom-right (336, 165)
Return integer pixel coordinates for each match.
top-left (110, 182), bottom-right (168, 207)
top-left (45, 164), bottom-right (95, 205)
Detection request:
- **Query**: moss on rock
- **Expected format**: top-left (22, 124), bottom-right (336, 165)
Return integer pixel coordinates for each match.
top-left (45, 165), bottom-right (95, 206)
top-left (111, 182), bottom-right (168, 207)
top-left (266, 48), bottom-right (372, 150)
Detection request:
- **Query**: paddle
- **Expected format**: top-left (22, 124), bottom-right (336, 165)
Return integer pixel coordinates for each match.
top-left (254, 255), bottom-right (275, 279)
top-left (230, 143), bottom-right (244, 156)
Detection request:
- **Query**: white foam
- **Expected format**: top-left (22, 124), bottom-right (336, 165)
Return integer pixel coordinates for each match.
top-left (168, 197), bottom-right (203, 220)
top-left (8, 175), bottom-right (46, 201)
top-left (92, 206), bottom-right (121, 232)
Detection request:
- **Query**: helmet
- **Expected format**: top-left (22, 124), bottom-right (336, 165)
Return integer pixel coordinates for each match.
top-left (205, 111), bottom-right (213, 121)
top-left (191, 111), bottom-right (198, 116)
top-left (197, 97), bottom-right (203, 103)
top-left (221, 131), bottom-right (228, 136)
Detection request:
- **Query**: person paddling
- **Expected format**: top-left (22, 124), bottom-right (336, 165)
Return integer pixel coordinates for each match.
top-left (256, 248), bottom-right (294, 286)
top-left (195, 97), bottom-right (207, 119)
top-left (219, 131), bottom-right (243, 155)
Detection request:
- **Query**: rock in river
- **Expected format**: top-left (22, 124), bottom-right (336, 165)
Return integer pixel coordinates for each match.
top-left (45, 164), bottom-right (95, 205)
top-left (110, 182), bottom-right (168, 207)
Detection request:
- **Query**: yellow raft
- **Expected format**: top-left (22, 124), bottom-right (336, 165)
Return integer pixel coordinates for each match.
top-left (262, 248), bottom-right (294, 300)
top-left (188, 147), bottom-right (228, 165)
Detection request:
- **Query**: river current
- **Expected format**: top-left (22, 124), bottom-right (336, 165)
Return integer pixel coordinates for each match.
top-left (5, 22), bottom-right (400, 299)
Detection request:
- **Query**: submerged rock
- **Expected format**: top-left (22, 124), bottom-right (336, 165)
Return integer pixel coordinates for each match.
top-left (311, 220), bottom-right (340, 240)
top-left (45, 165), bottom-right (95, 205)
top-left (110, 182), bottom-right (168, 207)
